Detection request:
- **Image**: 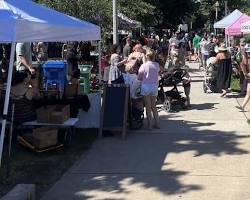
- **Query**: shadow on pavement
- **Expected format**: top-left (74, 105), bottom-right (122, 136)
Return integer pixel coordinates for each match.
top-left (225, 94), bottom-right (244, 99)
top-left (46, 116), bottom-right (250, 200)
top-left (189, 103), bottom-right (219, 111)
top-left (190, 79), bottom-right (203, 83)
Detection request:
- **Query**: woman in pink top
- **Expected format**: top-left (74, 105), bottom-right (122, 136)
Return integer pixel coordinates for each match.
top-left (138, 48), bottom-right (160, 129)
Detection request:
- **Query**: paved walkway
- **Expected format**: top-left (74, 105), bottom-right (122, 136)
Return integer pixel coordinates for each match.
top-left (42, 63), bottom-right (250, 200)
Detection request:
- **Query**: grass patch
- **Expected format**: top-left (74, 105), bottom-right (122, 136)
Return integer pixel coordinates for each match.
top-left (231, 76), bottom-right (240, 92)
top-left (0, 129), bottom-right (98, 199)
top-left (247, 119), bottom-right (250, 126)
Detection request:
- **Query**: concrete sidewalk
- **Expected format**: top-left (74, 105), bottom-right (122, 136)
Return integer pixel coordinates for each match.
top-left (42, 62), bottom-right (250, 200)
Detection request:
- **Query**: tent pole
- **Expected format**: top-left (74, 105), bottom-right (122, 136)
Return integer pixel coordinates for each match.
top-left (113, 0), bottom-right (118, 44)
top-left (98, 40), bottom-right (102, 83)
top-left (0, 42), bottom-right (15, 167)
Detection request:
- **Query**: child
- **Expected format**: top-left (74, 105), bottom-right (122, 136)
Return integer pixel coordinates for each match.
top-left (182, 69), bottom-right (191, 107)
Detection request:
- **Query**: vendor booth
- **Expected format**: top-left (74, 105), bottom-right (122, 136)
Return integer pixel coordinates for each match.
top-left (0, 0), bottom-right (101, 165)
top-left (214, 9), bottom-right (243, 46)
top-left (214, 9), bottom-right (243, 29)
top-left (225, 14), bottom-right (250, 36)
top-left (118, 12), bottom-right (141, 29)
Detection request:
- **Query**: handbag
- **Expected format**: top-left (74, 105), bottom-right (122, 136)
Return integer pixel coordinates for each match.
top-left (125, 58), bottom-right (139, 73)
top-left (164, 57), bottom-right (172, 70)
top-left (109, 65), bottom-right (120, 82)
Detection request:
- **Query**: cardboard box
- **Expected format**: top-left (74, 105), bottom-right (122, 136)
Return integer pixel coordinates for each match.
top-left (50, 105), bottom-right (70, 124)
top-left (36, 105), bottom-right (54, 123)
top-left (33, 127), bottom-right (58, 149)
top-left (64, 83), bottom-right (78, 97)
top-left (36, 105), bottom-right (70, 124)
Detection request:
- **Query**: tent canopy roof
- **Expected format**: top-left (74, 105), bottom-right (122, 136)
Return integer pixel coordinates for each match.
top-left (0, 0), bottom-right (101, 42)
top-left (214, 9), bottom-right (243, 29)
top-left (118, 12), bottom-right (141, 29)
top-left (225, 14), bottom-right (250, 35)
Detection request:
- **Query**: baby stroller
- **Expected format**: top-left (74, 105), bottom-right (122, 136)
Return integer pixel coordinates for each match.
top-left (130, 98), bottom-right (144, 130)
top-left (203, 57), bottom-right (218, 93)
top-left (112, 74), bottom-right (144, 129)
top-left (158, 68), bottom-right (188, 112)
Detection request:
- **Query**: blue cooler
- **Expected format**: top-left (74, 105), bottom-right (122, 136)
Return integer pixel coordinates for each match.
top-left (42, 61), bottom-right (67, 93)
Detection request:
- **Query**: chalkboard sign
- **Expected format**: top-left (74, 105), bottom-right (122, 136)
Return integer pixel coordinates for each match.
top-left (99, 84), bottom-right (129, 138)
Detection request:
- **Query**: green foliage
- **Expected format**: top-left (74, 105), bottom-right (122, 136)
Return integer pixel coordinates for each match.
top-left (34, 0), bottom-right (155, 32)
top-left (195, 0), bottom-right (250, 30)
top-left (33, 0), bottom-right (250, 32)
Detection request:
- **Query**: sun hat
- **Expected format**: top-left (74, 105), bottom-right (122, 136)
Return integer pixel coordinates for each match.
top-left (245, 43), bottom-right (250, 53)
top-left (218, 44), bottom-right (227, 52)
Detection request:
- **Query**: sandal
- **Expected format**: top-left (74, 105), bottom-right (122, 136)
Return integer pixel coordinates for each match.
top-left (235, 106), bottom-right (244, 111)
top-left (220, 92), bottom-right (227, 97)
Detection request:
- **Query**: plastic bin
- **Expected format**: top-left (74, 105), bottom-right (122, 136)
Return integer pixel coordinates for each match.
top-left (79, 65), bottom-right (92, 94)
top-left (42, 61), bottom-right (67, 93)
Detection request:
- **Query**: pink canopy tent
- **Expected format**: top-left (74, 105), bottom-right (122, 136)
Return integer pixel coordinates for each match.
top-left (225, 14), bottom-right (250, 36)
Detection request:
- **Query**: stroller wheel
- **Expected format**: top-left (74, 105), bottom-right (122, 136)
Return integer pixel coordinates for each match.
top-left (163, 97), bottom-right (172, 112)
top-left (203, 81), bottom-right (207, 93)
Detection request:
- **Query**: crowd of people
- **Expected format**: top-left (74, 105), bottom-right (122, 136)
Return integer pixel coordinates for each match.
top-left (1, 30), bottom-right (250, 128)
top-left (100, 30), bottom-right (250, 127)
top-left (101, 31), bottom-right (195, 129)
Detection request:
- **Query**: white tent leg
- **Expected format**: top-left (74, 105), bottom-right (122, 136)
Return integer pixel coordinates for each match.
top-left (0, 42), bottom-right (15, 167)
top-left (98, 40), bottom-right (102, 83)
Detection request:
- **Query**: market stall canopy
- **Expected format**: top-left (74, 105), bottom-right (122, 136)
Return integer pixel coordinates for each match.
top-left (241, 20), bottom-right (250, 34)
top-left (225, 14), bottom-right (250, 35)
top-left (0, 0), bottom-right (101, 42)
top-left (0, 0), bottom-right (101, 167)
top-left (118, 12), bottom-right (141, 29)
top-left (214, 9), bottom-right (243, 29)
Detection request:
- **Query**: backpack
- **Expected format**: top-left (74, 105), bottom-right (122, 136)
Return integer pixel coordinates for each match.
top-left (207, 43), bottom-right (216, 57)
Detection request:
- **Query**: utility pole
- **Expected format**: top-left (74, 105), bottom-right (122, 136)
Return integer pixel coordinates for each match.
top-left (113, 0), bottom-right (118, 45)
top-left (224, 1), bottom-right (228, 16)
top-left (215, 1), bottom-right (219, 21)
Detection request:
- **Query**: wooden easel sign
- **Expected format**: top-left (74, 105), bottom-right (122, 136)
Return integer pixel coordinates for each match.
top-left (99, 84), bottom-right (129, 139)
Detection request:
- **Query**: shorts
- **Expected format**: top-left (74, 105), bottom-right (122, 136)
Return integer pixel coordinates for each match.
top-left (141, 83), bottom-right (158, 97)
top-left (194, 47), bottom-right (199, 54)
top-left (202, 54), bottom-right (209, 63)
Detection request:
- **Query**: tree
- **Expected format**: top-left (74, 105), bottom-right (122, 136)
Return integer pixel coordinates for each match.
top-left (195, 0), bottom-right (250, 30)
top-left (34, 0), bottom-right (156, 32)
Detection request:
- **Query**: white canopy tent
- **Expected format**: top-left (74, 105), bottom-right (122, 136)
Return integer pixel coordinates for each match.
top-left (214, 9), bottom-right (243, 46)
top-left (214, 9), bottom-right (243, 29)
top-left (0, 0), bottom-right (101, 166)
